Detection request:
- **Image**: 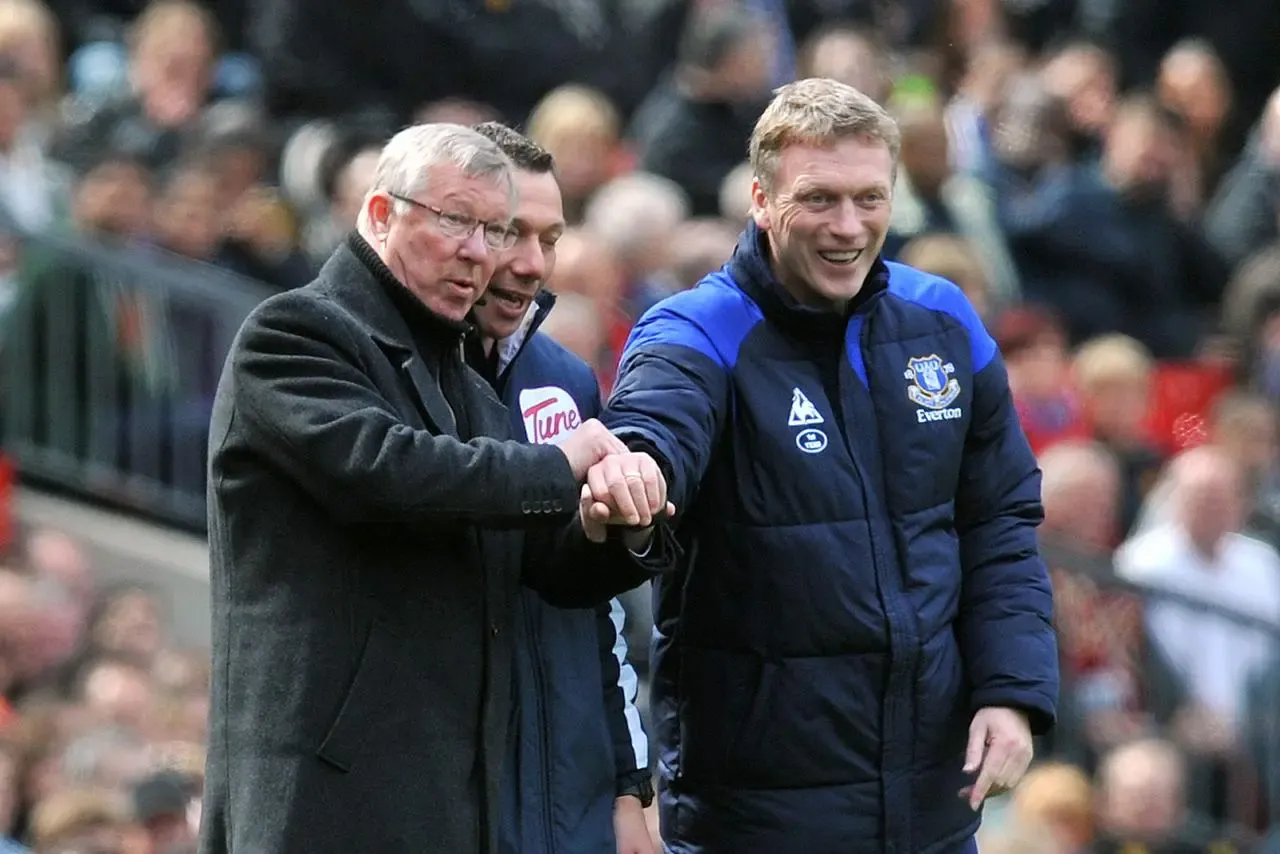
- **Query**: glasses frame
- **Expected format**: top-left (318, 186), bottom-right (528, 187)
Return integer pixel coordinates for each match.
top-left (386, 192), bottom-right (516, 252)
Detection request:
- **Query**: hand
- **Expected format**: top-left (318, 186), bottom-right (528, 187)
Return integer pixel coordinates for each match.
top-left (613, 796), bottom-right (657, 854)
top-left (959, 706), bottom-right (1033, 810)
top-left (558, 419), bottom-right (629, 481)
top-left (580, 452), bottom-right (675, 540)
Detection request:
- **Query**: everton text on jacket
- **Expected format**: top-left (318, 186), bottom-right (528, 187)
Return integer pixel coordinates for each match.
top-left (602, 222), bottom-right (1059, 854)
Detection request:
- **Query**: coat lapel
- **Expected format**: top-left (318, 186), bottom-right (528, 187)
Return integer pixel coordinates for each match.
top-left (399, 352), bottom-right (458, 438)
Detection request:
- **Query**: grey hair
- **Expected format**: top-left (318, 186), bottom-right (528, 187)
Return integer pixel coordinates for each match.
top-left (358, 123), bottom-right (516, 230)
top-left (583, 172), bottom-right (690, 262)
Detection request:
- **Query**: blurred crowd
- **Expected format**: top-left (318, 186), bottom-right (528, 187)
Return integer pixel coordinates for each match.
top-left (0, 525), bottom-right (203, 854)
top-left (1, 0), bottom-right (1280, 851)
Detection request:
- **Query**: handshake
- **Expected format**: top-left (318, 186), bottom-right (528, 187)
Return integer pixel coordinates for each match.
top-left (557, 419), bottom-right (675, 544)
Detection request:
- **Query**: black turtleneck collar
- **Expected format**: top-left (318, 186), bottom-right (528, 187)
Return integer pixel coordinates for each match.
top-left (346, 232), bottom-right (472, 353)
top-left (726, 219), bottom-right (889, 341)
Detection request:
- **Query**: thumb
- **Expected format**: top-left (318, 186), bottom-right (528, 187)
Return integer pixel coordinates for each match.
top-left (964, 717), bottom-right (988, 774)
top-left (580, 486), bottom-right (608, 543)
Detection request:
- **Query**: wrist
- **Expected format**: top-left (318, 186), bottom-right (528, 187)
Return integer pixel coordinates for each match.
top-left (621, 528), bottom-right (655, 554)
top-left (616, 776), bottom-right (655, 807)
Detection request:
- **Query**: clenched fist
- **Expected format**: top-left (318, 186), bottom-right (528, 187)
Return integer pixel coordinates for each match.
top-left (579, 451), bottom-right (675, 543)
top-left (557, 419), bottom-right (629, 480)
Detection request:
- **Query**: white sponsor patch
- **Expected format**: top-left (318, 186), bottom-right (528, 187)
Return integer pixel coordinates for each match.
top-left (519, 386), bottom-right (583, 445)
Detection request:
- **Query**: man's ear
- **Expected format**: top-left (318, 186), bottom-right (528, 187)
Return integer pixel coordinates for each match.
top-left (366, 193), bottom-right (392, 243)
top-left (750, 176), bottom-right (771, 231)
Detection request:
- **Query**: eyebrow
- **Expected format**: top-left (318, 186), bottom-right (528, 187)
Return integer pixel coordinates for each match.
top-left (514, 217), bottom-right (566, 236)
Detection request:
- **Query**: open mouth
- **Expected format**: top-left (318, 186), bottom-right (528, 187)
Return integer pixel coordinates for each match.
top-left (817, 249), bottom-right (863, 266)
top-left (486, 286), bottom-right (532, 311)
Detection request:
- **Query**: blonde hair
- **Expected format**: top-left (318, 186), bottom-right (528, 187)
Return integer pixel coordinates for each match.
top-left (30, 787), bottom-right (130, 849)
top-left (1011, 761), bottom-right (1095, 831)
top-left (749, 77), bottom-right (900, 193)
top-left (899, 234), bottom-right (988, 298)
top-left (128, 0), bottom-right (219, 56)
top-left (526, 84), bottom-right (620, 150)
top-left (1073, 333), bottom-right (1154, 395)
top-left (0, 0), bottom-right (60, 104)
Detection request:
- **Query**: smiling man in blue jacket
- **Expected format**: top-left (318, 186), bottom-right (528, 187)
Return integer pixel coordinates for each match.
top-left (467, 122), bottom-right (656, 854)
top-left (602, 78), bottom-right (1059, 853)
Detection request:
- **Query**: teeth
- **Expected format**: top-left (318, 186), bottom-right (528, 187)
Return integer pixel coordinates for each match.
top-left (819, 250), bottom-right (861, 264)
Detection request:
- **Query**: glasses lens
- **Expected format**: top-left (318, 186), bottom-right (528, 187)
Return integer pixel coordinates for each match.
top-left (437, 212), bottom-right (475, 239)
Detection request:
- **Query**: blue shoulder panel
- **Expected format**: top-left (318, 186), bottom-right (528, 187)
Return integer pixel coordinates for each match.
top-left (621, 268), bottom-right (764, 372)
top-left (884, 261), bottom-right (996, 372)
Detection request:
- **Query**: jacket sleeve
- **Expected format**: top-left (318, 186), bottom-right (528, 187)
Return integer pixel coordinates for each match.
top-left (597, 597), bottom-right (650, 790)
top-left (228, 292), bottom-right (580, 527)
top-left (953, 316), bottom-right (1059, 735)
top-left (600, 302), bottom-right (734, 513)
top-left (522, 512), bottom-right (678, 608)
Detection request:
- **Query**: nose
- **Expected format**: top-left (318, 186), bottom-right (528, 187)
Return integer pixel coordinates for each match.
top-left (829, 198), bottom-right (868, 241)
top-left (456, 227), bottom-right (491, 262)
top-left (507, 238), bottom-right (545, 282)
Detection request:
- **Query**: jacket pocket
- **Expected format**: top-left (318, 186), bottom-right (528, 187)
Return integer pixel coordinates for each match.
top-left (316, 621), bottom-right (400, 772)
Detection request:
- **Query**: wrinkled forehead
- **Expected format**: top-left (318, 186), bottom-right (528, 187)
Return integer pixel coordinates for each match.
top-left (425, 164), bottom-right (513, 222)
top-left (773, 138), bottom-right (895, 194)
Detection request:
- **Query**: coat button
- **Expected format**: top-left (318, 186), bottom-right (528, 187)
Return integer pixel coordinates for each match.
top-left (520, 501), bottom-right (531, 514)
top-left (542, 500), bottom-right (553, 513)
top-left (552, 499), bottom-right (563, 512)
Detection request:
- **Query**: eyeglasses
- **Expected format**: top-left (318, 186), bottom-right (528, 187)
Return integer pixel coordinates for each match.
top-left (387, 192), bottom-right (516, 251)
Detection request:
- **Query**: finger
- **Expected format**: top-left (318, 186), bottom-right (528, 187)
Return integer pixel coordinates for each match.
top-left (963, 720), bottom-right (988, 774)
top-left (580, 485), bottom-right (606, 543)
top-left (968, 742), bottom-right (1008, 811)
top-left (626, 467), bottom-right (653, 527)
top-left (588, 460), bottom-right (612, 504)
top-left (998, 743), bottom-right (1033, 792)
top-left (665, 501), bottom-right (676, 518)
top-left (607, 461), bottom-right (641, 526)
top-left (640, 457), bottom-right (664, 517)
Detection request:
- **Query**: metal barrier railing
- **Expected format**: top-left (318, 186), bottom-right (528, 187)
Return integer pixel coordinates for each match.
top-left (0, 223), bottom-right (273, 531)
top-left (1042, 536), bottom-right (1280, 847)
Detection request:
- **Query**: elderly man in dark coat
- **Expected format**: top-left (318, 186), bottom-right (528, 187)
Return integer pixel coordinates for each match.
top-left (198, 123), bottom-right (674, 854)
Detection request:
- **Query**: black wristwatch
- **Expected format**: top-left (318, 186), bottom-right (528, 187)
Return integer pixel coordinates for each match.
top-left (617, 777), bottom-right (655, 808)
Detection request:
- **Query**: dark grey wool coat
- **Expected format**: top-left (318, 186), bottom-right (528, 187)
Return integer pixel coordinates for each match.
top-left (198, 234), bottom-right (671, 854)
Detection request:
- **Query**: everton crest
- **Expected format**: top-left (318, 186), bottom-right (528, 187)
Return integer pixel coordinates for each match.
top-left (904, 355), bottom-right (960, 410)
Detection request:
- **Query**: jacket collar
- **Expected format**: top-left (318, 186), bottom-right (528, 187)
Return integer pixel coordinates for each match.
top-left (337, 231), bottom-right (473, 356)
top-left (726, 219), bottom-right (890, 340)
top-left (463, 289), bottom-right (557, 394)
top-left (324, 232), bottom-right (467, 436)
